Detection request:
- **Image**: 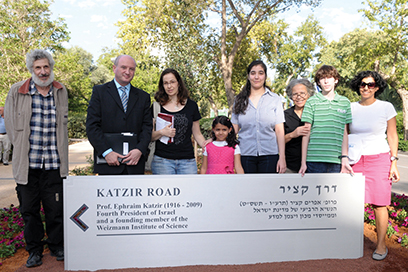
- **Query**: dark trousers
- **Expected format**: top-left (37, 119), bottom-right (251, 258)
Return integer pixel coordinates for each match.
top-left (306, 162), bottom-right (341, 173)
top-left (241, 155), bottom-right (279, 173)
top-left (16, 168), bottom-right (64, 254)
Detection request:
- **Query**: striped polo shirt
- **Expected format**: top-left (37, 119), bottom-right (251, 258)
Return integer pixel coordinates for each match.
top-left (301, 92), bottom-right (352, 164)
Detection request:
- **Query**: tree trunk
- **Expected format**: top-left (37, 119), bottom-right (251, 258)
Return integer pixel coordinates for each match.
top-left (208, 95), bottom-right (219, 117)
top-left (223, 73), bottom-right (236, 115)
top-left (397, 88), bottom-right (408, 140)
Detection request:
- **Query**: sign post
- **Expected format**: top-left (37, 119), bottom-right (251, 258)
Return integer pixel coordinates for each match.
top-left (64, 173), bottom-right (364, 271)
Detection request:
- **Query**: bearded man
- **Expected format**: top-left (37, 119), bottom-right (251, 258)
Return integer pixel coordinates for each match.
top-left (4, 49), bottom-right (68, 267)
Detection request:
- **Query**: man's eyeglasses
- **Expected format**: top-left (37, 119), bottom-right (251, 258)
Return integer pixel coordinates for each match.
top-left (360, 82), bottom-right (376, 89)
top-left (291, 93), bottom-right (308, 99)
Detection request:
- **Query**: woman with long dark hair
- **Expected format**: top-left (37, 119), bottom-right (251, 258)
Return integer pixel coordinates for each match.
top-left (231, 60), bottom-right (286, 173)
top-left (151, 68), bottom-right (207, 174)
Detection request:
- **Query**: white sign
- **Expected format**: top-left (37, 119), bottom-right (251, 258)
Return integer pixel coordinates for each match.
top-left (64, 173), bottom-right (365, 271)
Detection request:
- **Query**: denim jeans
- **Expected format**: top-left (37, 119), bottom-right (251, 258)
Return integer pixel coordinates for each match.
top-left (241, 155), bottom-right (279, 173)
top-left (306, 162), bottom-right (341, 173)
top-left (151, 155), bottom-right (197, 175)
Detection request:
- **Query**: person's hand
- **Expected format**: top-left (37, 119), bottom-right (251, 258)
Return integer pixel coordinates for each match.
top-left (201, 138), bottom-right (213, 153)
top-left (340, 157), bottom-right (354, 175)
top-left (293, 125), bottom-right (310, 138)
top-left (160, 124), bottom-right (176, 138)
top-left (276, 158), bottom-right (286, 173)
top-left (298, 163), bottom-right (307, 177)
top-left (105, 151), bottom-right (125, 166)
top-left (202, 138), bottom-right (212, 147)
top-left (122, 149), bottom-right (142, 165)
top-left (389, 163), bottom-right (400, 182)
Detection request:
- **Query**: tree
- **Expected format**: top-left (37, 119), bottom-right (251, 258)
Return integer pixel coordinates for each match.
top-left (212, 0), bottom-right (322, 111)
top-left (53, 47), bottom-right (93, 113)
top-left (117, 0), bottom-right (322, 112)
top-left (318, 28), bottom-right (379, 101)
top-left (255, 15), bottom-right (326, 94)
top-left (360, 0), bottom-right (408, 139)
top-left (0, 0), bottom-right (69, 104)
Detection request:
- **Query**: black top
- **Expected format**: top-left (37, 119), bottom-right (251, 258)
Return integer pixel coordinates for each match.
top-left (154, 99), bottom-right (201, 160)
top-left (284, 106), bottom-right (304, 172)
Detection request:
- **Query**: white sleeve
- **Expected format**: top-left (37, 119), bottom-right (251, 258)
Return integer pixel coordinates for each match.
top-left (234, 144), bottom-right (241, 155)
top-left (385, 102), bottom-right (397, 120)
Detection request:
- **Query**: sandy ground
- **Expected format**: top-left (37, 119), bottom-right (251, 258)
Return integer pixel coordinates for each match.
top-left (1, 224), bottom-right (407, 272)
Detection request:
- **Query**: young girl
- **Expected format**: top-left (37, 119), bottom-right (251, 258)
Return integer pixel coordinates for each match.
top-left (200, 116), bottom-right (244, 174)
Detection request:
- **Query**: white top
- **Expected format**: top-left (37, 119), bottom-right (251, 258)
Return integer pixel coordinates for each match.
top-left (203, 141), bottom-right (241, 156)
top-left (349, 100), bottom-right (397, 155)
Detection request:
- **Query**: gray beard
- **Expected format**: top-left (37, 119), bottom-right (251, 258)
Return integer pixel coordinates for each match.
top-left (32, 71), bottom-right (55, 87)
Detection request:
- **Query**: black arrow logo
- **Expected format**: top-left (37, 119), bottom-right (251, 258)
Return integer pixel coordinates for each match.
top-left (70, 204), bottom-right (89, 232)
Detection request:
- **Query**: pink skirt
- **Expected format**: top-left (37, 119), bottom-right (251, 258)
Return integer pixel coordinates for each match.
top-left (351, 152), bottom-right (391, 206)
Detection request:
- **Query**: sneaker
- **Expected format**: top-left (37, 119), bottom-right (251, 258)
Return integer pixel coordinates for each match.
top-left (51, 249), bottom-right (64, 261)
top-left (26, 252), bottom-right (43, 268)
top-left (3, 162), bottom-right (8, 165)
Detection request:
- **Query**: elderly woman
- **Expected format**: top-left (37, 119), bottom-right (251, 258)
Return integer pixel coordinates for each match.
top-left (348, 70), bottom-right (399, 261)
top-left (232, 60), bottom-right (286, 173)
top-left (284, 79), bottom-right (315, 173)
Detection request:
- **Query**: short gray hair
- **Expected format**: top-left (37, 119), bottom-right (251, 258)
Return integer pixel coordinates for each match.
top-left (26, 49), bottom-right (55, 74)
top-left (285, 78), bottom-right (315, 98)
top-left (113, 55), bottom-right (136, 66)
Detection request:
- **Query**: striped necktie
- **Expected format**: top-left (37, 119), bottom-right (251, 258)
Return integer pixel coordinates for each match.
top-left (119, 86), bottom-right (128, 112)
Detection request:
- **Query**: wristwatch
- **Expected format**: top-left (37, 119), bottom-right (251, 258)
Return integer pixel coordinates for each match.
top-left (390, 156), bottom-right (399, 161)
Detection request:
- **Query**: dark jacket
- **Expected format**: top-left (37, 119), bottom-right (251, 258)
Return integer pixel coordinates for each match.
top-left (86, 80), bottom-right (152, 174)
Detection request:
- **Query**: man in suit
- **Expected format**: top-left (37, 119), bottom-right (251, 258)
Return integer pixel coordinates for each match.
top-left (86, 55), bottom-right (152, 174)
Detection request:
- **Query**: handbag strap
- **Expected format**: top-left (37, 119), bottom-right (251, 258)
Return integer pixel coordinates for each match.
top-left (153, 101), bottom-right (160, 119)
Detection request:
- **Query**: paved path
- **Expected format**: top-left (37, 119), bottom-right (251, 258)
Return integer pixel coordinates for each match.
top-left (391, 151), bottom-right (408, 196)
top-left (1, 142), bottom-right (408, 208)
top-left (0, 140), bottom-right (94, 208)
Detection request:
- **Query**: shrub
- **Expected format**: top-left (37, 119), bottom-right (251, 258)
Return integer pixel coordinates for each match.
top-left (200, 117), bottom-right (214, 139)
top-left (68, 113), bottom-right (87, 139)
top-left (69, 155), bottom-right (94, 176)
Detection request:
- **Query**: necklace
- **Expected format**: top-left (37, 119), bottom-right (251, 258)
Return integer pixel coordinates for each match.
top-left (170, 99), bottom-right (179, 110)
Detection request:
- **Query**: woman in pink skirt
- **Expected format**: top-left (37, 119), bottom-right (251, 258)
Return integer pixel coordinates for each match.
top-left (348, 70), bottom-right (400, 261)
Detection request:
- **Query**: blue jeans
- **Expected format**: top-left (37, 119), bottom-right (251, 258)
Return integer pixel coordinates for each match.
top-left (152, 155), bottom-right (197, 175)
top-left (306, 162), bottom-right (341, 173)
top-left (241, 155), bottom-right (279, 173)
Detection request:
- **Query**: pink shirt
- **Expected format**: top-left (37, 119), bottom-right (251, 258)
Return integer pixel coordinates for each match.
top-left (205, 142), bottom-right (235, 174)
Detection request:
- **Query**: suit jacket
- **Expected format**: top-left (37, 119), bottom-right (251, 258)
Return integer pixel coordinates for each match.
top-left (86, 80), bottom-right (152, 174)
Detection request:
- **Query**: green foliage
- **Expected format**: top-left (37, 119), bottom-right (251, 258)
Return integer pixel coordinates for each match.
top-left (0, 0), bottom-right (69, 103)
top-left (258, 15), bottom-right (327, 94)
top-left (0, 205), bottom-right (25, 259)
top-left (68, 113), bottom-right (87, 139)
top-left (377, 86), bottom-right (403, 111)
top-left (396, 111), bottom-right (408, 151)
top-left (96, 48), bottom-right (161, 101)
top-left (400, 233), bottom-right (408, 247)
top-left (69, 155), bottom-right (94, 176)
top-left (358, 0), bottom-right (408, 139)
top-left (386, 221), bottom-right (398, 238)
top-left (54, 47), bottom-right (93, 114)
top-left (117, 0), bottom-right (323, 110)
top-left (199, 117), bottom-right (214, 139)
top-left (131, 54), bottom-right (161, 99)
top-left (365, 194), bottom-right (408, 248)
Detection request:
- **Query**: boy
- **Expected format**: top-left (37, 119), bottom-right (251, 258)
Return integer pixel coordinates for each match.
top-left (299, 65), bottom-right (352, 174)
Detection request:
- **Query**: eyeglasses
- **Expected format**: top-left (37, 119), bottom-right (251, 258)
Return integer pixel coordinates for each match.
top-left (360, 82), bottom-right (376, 89)
top-left (164, 80), bottom-right (178, 86)
top-left (291, 92), bottom-right (308, 99)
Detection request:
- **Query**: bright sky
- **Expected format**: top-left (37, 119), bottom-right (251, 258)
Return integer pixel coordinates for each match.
top-left (50, 0), bottom-right (368, 61)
